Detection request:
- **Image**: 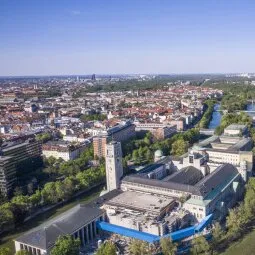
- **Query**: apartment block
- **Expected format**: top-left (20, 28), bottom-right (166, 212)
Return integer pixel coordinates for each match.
top-left (0, 138), bottom-right (42, 194)
top-left (42, 141), bottom-right (87, 161)
top-left (93, 121), bottom-right (135, 158)
top-left (0, 156), bottom-right (16, 195)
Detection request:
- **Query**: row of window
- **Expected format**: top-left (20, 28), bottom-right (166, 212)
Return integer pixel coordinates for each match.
top-left (123, 182), bottom-right (186, 195)
top-left (20, 244), bottom-right (41, 255)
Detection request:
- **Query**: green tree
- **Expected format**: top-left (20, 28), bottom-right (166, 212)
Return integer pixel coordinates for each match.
top-left (210, 222), bottom-right (225, 253)
top-left (226, 204), bottom-right (248, 241)
top-left (145, 149), bottom-right (152, 161)
top-left (95, 241), bottom-right (117, 255)
top-left (15, 250), bottom-right (31, 255)
top-left (50, 235), bottom-right (80, 255)
top-left (15, 251), bottom-right (31, 255)
top-left (0, 205), bottom-right (14, 231)
top-left (144, 136), bottom-right (151, 146)
top-left (41, 182), bottom-right (58, 204)
top-left (62, 177), bottom-right (76, 198)
top-left (190, 235), bottom-right (210, 255)
top-left (36, 133), bottom-right (52, 143)
top-left (244, 177), bottom-right (255, 220)
top-left (80, 114), bottom-right (107, 122)
top-left (29, 190), bottom-right (42, 208)
top-left (132, 150), bottom-right (139, 161)
top-left (160, 237), bottom-right (177, 255)
top-left (215, 112), bottom-right (252, 136)
top-left (11, 195), bottom-right (30, 210)
top-left (171, 138), bottom-right (189, 156)
top-left (129, 239), bottom-right (151, 255)
top-left (47, 156), bottom-right (57, 166)
top-left (0, 247), bottom-right (11, 255)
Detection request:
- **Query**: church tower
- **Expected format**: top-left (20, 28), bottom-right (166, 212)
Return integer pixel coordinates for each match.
top-left (105, 141), bottom-right (123, 191)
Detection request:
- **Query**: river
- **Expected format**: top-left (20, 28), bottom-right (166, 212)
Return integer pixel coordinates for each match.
top-left (247, 103), bottom-right (255, 111)
top-left (208, 103), bottom-right (255, 129)
top-left (246, 103), bottom-right (255, 122)
top-left (208, 104), bottom-right (222, 129)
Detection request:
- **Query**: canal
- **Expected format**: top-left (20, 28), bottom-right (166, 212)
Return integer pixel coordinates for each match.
top-left (208, 104), bottom-right (222, 129)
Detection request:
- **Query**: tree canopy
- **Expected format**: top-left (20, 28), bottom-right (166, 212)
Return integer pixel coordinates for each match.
top-left (95, 241), bottom-right (117, 255)
top-left (0, 248), bottom-right (11, 255)
top-left (35, 133), bottom-right (52, 143)
top-left (171, 138), bottom-right (189, 156)
top-left (15, 250), bottom-right (31, 255)
top-left (50, 235), bottom-right (80, 255)
top-left (80, 114), bottom-right (107, 122)
top-left (190, 235), bottom-right (210, 255)
top-left (129, 239), bottom-right (152, 255)
top-left (160, 237), bottom-right (177, 255)
top-left (215, 112), bottom-right (252, 135)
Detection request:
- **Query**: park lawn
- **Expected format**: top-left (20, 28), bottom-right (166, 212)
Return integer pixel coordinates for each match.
top-left (221, 227), bottom-right (255, 255)
top-left (0, 187), bottom-right (102, 254)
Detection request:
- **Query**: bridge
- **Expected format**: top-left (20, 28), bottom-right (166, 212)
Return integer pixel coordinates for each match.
top-left (242, 110), bottom-right (255, 114)
top-left (199, 128), bottom-right (215, 136)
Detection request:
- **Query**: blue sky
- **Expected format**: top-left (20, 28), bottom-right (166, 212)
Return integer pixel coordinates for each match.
top-left (1, 0), bottom-right (255, 76)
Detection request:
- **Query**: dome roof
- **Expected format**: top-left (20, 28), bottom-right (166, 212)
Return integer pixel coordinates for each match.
top-left (155, 149), bottom-right (163, 157)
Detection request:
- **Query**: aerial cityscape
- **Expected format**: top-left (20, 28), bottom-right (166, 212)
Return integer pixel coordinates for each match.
top-left (1, 1), bottom-right (255, 255)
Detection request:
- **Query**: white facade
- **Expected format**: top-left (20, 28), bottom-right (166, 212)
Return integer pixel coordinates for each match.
top-left (105, 142), bottom-right (123, 191)
top-left (42, 148), bottom-right (80, 161)
top-left (15, 242), bottom-right (46, 255)
top-left (183, 202), bottom-right (206, 221)
top-left (63, 135), bottom-right (88, 143)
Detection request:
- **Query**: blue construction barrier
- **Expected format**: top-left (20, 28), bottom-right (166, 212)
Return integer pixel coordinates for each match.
top-left (165, 226), bottom-right (195, 241)
top-left (194, 214), bottom-right (213, 233)
top-left (96, 221), bottom-right (158, 243)
top-left (97, 213), bottom-right (213, 243)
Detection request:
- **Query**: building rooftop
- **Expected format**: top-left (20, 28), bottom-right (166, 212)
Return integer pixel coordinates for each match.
top-left (1, 138), bottom-right (37, 152)
top-left (185, 171), bottom-right (240, 207)
top-left (193, 163), bottom-right (239, 197)
top-left (196, 135), bottom-right (252, 152)
top-left (15, 204), bottom-right (104, 250)
top-left (224, 124), bottom-right (247, 130)
top-left (107, 121), bottom-right (133, 135)
top-left (122, 175), bottom-right (197, 194)
top-left (105, 190), bottom-right (175, 214)
top-left (165, 166), bottom-right (204, 185)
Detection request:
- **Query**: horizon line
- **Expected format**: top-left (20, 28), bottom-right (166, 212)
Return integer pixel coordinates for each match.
top-left (0, 72), bottom-right (254, 78)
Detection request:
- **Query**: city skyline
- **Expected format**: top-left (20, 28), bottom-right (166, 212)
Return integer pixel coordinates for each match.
top-left (1, 0), bottom-right (255, 76)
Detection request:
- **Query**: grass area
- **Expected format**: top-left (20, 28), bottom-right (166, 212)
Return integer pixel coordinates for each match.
top-left (221, 227), bottom-right (255, 255)
top-left (0, 186), bottom-right (102, 254)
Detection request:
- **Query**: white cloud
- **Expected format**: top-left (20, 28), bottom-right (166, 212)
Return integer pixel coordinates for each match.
top-left (70, 10), bottom-right (81, 16)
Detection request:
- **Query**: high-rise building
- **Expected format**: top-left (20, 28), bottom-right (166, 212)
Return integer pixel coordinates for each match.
top-left (93, 136), bottom-right (109, 159)
top-left (105, 142), bottom-right (123, 191)
top-left (91, 74), bottom-right (96, 81)
top-left (93, 121), bottom-right (135, 159)
top-left (2, 139), bottom-right (42, 164)
top-left (0, 156), bottom-right (16, 195)
top-left (0, 138), bottom-right (42, 195)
